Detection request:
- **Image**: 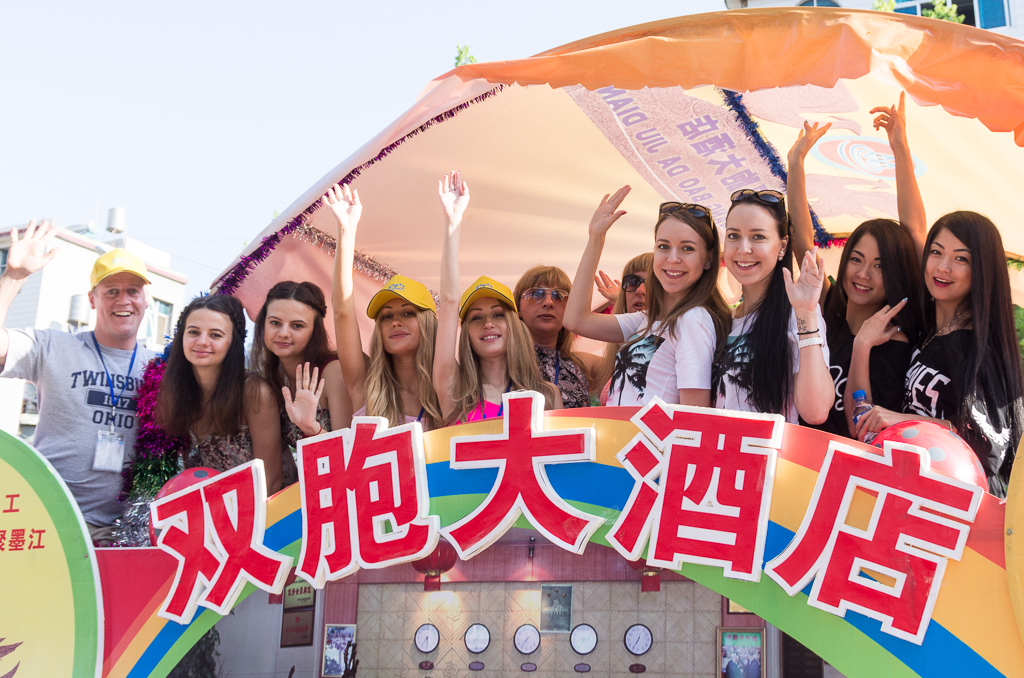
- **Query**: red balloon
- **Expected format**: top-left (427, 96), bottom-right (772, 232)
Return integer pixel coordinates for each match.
top-left (148, 468), bottom-right (219, 544)
top-left (872, 421), bottom-right (987, 490)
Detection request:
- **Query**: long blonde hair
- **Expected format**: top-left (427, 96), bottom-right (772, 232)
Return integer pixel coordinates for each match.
top-left (592, 253), bottom-right (652, 392)
top-left (448, 298), bottom-right (557, 424)
top-left (365, 306), bottom-right (444, 430)
top-left (513, 265), bottom-right (591, 386)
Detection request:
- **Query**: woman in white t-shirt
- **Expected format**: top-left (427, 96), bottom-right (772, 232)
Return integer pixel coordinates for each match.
top-left (714, 189), bottom-right (833, 424)
top-left (563, 186), bottom-right (731, 407)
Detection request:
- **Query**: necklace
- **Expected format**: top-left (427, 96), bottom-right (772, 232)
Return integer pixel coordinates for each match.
top-left (920, 317), bottom-right (959, 351)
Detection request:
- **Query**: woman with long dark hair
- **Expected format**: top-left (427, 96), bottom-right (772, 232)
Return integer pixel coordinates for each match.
top-left (787, 94), bottom-right (926, 435)
top-left (434, 171), bottom-right (561, 423)
top-left (714, 189), bottom-right (833, 423)
top-left (591, 253), bottom-right (653, 403)
top-left (249, 281), bottom-right (351, 486)
top-left (853, 212), bottom-right (1024, 496)
top-left (325, 183), bottom-right (444, 430)
top-left (158, 294), bottom-right (287, 493)
top-left (563, 186), bottom-right (731, 407)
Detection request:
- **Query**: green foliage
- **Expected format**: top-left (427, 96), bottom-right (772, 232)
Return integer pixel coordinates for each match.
top-left (454, 45), bottom-right (477, 68)
top-left (923, 0), bottom-right (966, 22)
top-left (872, 0), bottom-right (895, 11)
top-left (168, 628), bottom-right (221, 678)
top-left (1015, 305), bottom-right (1024, 366)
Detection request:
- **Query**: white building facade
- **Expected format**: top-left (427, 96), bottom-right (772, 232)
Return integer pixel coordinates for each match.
top-left (0, 223), bottom-right (187, 439)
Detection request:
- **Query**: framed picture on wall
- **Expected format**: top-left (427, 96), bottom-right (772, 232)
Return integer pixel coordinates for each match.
top-left (718, 627), bottom-right (765, 678)
top-left (323, 624), bottom-right (357, 677)
top-left (540, 584), bottom-right (572, 633)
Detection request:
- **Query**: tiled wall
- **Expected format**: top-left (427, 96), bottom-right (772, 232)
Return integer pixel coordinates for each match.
top-left (353, 580), bottom-right (721, 678)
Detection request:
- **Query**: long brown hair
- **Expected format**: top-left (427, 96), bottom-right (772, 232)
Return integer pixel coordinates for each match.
top-left (447, 298), bottom-right (556, 424)
top-left (249, 281), bottom-right (337, 409)
top-left (158, 294), bottom-right (248, 437)
top-left (513, 265), bottom-right (591, 384)
top-left (365, 305), bottom-right (444, 430)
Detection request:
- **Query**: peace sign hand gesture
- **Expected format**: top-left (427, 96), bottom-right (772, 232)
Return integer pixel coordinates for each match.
top-left (854, 298), bottom-right (908, 350)
top-left (282, 362), bottom-right (326, 438)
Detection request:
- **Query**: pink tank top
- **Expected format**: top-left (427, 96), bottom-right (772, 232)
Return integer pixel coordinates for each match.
top-left (464, 400), bottom-right (502, 422)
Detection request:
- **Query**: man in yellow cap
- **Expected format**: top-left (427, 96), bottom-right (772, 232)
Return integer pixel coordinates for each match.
top-left (0, 220), bottom-right (156, 545)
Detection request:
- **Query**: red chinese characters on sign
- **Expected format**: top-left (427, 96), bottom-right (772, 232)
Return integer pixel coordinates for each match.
top-left (765, 441), bottom-right (983, 645)
top-left (295, 418), bottom-right (438, 587)
top-left (608, 400), bottom-right (782, 582)
top-left (442, 391), bottom-right (604, 559)
top-left (152, 461), bottom-right (292, 624)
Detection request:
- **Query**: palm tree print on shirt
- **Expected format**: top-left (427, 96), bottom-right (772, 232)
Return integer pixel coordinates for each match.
top-left (610, 335), bottom-right (665, 405)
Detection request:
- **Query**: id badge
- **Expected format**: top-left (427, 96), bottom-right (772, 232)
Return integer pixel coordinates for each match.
top-left (93, 430), bottom-right (126, 472)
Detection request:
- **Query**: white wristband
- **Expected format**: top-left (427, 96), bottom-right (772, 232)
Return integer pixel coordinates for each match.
top-left (798, 336), bottom-right (825, 350)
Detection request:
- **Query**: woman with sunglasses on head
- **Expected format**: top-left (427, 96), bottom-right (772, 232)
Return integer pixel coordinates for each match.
top-left (715, 188), bottom-right (833, 424)
top-left (158, 294), bottom-right (288, 494)
top-left (591, 254), bottom-right (653, 403)
top-left (787, 93), bottom-right (926, 436)
top-left (435, 171), bottom-right (561, 424)
top-left (853, 212), bottom-right (1024, 496)
top-left (249, 281), bottom-right (352, 487)
top-left (513, 266), bottom-right (599, 409)
top-left (325, 183), bottom-right (444, 431)
top-left (563, 187), bottom-right (731, 407)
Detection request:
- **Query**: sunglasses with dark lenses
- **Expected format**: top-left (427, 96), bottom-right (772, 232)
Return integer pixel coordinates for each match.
top-left (730, 189), bottom-right (784, 205)
top-left (522, 287), bottom-right (569, 304)
top-left (660, 202), bottom-right (714, 224)
top-left (621, 274), bottom-right (646, 292)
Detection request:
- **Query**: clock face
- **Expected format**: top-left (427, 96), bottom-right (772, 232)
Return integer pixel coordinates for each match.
top-left (514, 624), bottom-right (540, 655)
top-left (465, 623), bottom-right (491, 654)
top-left (570, 623), bottom-right (598, 655)
top-left (414, 623), bottom-right (439, 653)
top-left (624, 624), bottom-right (653, 656)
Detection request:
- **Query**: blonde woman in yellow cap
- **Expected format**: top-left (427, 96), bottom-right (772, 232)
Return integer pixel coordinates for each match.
top-left (435, 171), bottom-right (561, 424)
top-left (326, 183), bottom-right (444, 430)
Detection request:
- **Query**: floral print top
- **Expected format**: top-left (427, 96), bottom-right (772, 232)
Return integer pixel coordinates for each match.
top-left (534, 345), bottom-right (589, 409)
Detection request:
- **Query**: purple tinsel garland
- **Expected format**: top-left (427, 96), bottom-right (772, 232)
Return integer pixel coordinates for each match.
top-left (118, 355), bottom-right (187, 501)
top-left (215, 84), bottom-right (507, 295)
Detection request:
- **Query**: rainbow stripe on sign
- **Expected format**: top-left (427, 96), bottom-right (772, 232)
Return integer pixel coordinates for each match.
top-left (98, 409), bottom-right (1020, 678)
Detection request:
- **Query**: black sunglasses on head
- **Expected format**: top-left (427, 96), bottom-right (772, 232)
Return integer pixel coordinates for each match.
top-left (659, 202), bottom-right (715, 227)
top-left (621, 274), bottom-right (646, 292)
top-left (730, 189), bottom-right (784, 205)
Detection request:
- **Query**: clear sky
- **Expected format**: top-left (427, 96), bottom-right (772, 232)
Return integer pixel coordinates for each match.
top-left (0, 0), bottom-right (725, 297)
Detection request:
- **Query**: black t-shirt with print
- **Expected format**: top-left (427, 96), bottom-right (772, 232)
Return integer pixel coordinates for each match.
top-left (806, 318), bottom-right (912, 438)
top-left (903, 329), bottom-right (1014, 490)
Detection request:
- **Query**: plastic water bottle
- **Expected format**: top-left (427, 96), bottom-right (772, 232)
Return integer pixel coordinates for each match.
top-left (851, 390), bottom-right (877, 443)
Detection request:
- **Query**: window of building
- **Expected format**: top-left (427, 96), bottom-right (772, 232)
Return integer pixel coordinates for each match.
top-left (154, 299), bottom-right (173, 345)
top-left (798, 0), bottom-right (841, 6)
top-left (0, 248), bottom-right (7, 271)
top-left (22, 383), bottom-right (38, 415)
top-left (894, 0), bottom-right (1009, 29)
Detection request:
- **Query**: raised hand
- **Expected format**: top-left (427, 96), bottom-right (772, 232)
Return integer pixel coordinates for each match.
top-left (322, 183), bottom-right (362, 239)
top-left (6, 220), bottom-right (59, 281)
top-left (854, 298), bottom-right (907, 349)
top-left (594, 270), bottom-right (620, 303)
top-left (783, 247), bottom-right (826, 315)
top-left (282, 362), bottom-right (326, 437)
top-left (871, 91), bottom-right (908, 145)
top-left (589, 186), bottom-right (630, 239)
top-left (438, 170), bottom-right (470, 225)
top-left (787, 121), bottom-right (832, 164)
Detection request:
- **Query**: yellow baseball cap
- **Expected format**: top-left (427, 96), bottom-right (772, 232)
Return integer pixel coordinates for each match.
top-left (366, 275), bottom-right (437, 319)
top-left (459, 276), bottom-right (517, 319)
top-left (90, 248), bottom-right (151, 288)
